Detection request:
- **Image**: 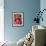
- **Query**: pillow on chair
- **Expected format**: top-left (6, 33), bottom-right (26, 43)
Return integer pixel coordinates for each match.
top-left (17, 37), bottom-right (25, 46)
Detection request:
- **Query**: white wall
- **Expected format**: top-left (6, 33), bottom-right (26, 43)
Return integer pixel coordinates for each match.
top-left (40, 0), bottom-right (46, 27)
top-left (40, 0), bottom-right (46, 45)
top-left (0, 0), bottom-right (4, 42)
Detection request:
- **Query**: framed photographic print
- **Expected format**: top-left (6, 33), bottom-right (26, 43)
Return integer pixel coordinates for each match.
top-left (12, 12), bottom-right (24, 27)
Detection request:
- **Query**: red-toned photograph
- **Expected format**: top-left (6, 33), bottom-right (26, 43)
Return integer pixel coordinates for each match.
top-left (12, 12), bottom-right (24, 27)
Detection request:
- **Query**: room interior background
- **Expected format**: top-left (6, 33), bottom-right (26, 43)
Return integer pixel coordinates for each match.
top-left (0, 0), bottom-right (46, 43)
top-left (4, 0), bottom-right (40, 42)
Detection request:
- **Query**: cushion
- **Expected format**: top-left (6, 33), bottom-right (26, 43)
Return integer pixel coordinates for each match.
top-left (17, 37), bottom-right (25, 46)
